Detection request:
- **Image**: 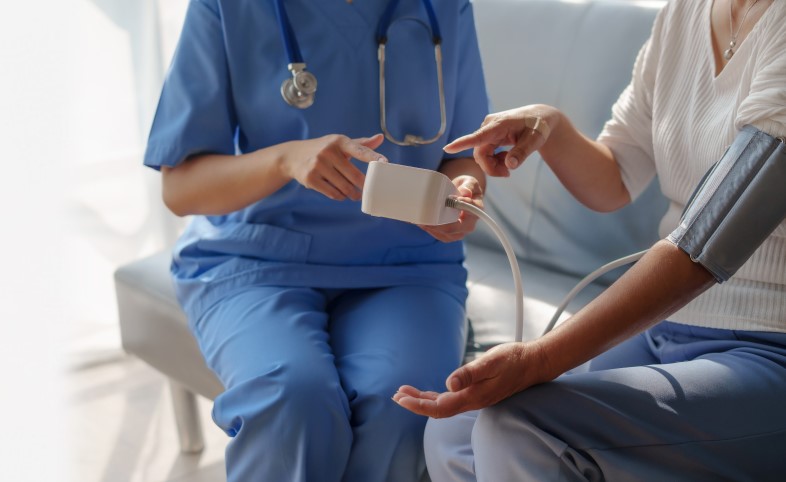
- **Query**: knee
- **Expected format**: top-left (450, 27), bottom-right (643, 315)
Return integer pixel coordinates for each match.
top-left (348, 371), bottom-right (429, 429)
top-left (359, 387), bottom-right (426, 432)
top-left (424, 417), bottom-right (453, 454)
top-left (424, 413), bottom-right (478, 481)
top-left (472, 402), bottom-right (518, 449)
top-left (472, 393), bottom-right (545, 459)
top-left (425, 415), bottom-right (474, 457)
top-left (213, 361), bottom-right (348, 436)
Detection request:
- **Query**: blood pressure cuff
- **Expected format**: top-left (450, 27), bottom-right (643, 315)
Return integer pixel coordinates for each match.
top-left (667, 125), bottom-right (786, 283)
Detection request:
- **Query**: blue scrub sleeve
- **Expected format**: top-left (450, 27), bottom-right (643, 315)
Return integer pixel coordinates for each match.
top-left (442, 1), bottom-right (489, 161)
top-left (144, 0), bottom-right (237, 170)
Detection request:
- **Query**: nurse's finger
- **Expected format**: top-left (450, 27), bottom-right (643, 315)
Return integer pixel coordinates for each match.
top-left (355, 133), bottom-right (385, 153)
top-left (321, 153), bottom-right (364, 201)
top-left (333, 135), bottom-right (386, 192)
top-left (454, 176), bottom-right (484, 200)
top-left (418, 224), bottom-right (464, 243)
top-left (328, 151), bottom-right (368, 197)
top-left (421, 215), bottom-right (478, 241)
top-left (342, 134), bottom-right (387, 164)
top-left (308, 174), bottom-right (349, 201)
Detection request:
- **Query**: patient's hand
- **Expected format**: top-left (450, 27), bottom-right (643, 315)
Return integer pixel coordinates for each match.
top-left (443, 105), bottom-right (558, 177)
top-left (393, 342), bottom-right (546, 418)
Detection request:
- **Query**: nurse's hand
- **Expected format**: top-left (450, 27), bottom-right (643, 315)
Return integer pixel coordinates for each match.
top-left (283, 133), bottom-right (387, 201)
top-left (393, 341), bottom-right (547, 418)
top-left (418, 175), bottom-right (483, 242)
top-left (443, 105), bottom-right (560, 178)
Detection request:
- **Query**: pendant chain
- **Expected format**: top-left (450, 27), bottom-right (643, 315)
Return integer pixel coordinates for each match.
top-left (724, 0), bottom-right (761, 60)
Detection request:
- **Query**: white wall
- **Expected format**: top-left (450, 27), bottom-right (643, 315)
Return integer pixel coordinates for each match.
top-left (0, 1), bottom-right (187, 479)
top-left (64, 0), bottom-right (188, 362)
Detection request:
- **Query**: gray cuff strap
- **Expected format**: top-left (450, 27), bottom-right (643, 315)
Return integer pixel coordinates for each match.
top-left (667, 125), bottom-right (786, 283)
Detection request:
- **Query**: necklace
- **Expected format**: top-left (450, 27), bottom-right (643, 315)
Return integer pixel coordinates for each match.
top-left (723, 0), bottom-right (761, 60)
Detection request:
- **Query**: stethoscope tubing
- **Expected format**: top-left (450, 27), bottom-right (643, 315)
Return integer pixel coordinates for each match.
top-left (376, 0), bottom-right (441, 45)
top-left (376, 0), bottom-right (446, 146)
top-left (274, 0), bottom-right (447, 145)
top-left (273, 0), bottom-right (304, 64)
top-left (274, 0), bottom-right (443, 62)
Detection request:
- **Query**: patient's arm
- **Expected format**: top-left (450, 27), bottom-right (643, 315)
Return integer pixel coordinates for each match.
top-left (393, 240), bottom-right (715, 418)
top-left (444, 104), bottom-right (631, 213)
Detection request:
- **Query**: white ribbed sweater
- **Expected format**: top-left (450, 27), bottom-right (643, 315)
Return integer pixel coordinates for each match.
top-left (598, 0), bottom-right (786, 332)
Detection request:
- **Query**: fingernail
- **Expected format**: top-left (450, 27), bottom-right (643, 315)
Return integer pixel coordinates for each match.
top-left (506, 157), bottom-right (519, 169)
top-left (377, 156), bottom-right (388, 163)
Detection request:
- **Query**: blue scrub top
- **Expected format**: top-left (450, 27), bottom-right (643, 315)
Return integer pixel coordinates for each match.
top-left (144, 0), bottom-right (489, 317)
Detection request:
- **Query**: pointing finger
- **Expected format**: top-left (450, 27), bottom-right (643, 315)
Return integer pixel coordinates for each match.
top-left (343, 136), bottom-right (387, 164)
top-left (444, 132), bottom-right (482, 154)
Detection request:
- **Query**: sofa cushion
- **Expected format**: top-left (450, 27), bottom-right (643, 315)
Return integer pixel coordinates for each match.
top-left (464, 243), bottom-right (607, 349)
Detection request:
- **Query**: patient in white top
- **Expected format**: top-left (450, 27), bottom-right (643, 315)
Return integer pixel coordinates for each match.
top-left (393, 0), bottom-right (786, 480)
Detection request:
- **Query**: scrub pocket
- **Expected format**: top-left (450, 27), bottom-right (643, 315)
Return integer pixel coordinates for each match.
top-left (193, 221), bottom-right (312, 263)
top-left (383, 239), bottom-right (464, 265)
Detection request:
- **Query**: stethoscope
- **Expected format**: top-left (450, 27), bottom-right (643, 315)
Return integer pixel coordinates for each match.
top-left (273, 0), bottom-right (447, 146)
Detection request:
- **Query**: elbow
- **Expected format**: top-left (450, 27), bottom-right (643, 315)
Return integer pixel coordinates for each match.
top-left (586, 190), bottom-right (632, 213)
top-left (160, 167), bottom-right (191, 217)
top-left (588, 154), bottom-right (632, 212)
top-left (162, 190), bottom-right (190, 218)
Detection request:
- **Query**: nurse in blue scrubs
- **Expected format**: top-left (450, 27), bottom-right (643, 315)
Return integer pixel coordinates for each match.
top-left (144, 0), bottom-right (488, 480)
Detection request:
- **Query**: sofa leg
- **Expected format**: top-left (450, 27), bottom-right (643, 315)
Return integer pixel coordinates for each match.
top-left (169, 381), bottom-right (205, 453)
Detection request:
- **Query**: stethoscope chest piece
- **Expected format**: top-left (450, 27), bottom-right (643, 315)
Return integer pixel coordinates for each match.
top-left (274, 0), bottom-right (444, 145)
top-left (281, 62), bottom-right (317, 109)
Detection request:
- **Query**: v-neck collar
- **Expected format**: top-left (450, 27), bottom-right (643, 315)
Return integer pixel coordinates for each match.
top-left (707, 0), bottom-right (771, 80)
top-left (310, 0), bottom-right (376, 48)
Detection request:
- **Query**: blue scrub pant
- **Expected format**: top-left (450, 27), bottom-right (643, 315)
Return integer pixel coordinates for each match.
top-left (192, 284), bottom-right (467, 482)
top-left (425, 321), bottom-right (786, 481)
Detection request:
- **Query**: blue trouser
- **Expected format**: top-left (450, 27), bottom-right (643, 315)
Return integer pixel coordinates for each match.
top-left (425, 321), bottom-right (786, 481)
top-left (192, 284), bottom-right (467, 482)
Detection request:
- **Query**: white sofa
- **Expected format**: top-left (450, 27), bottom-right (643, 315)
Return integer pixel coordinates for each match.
top-left (464, 0), bottom-right (667, 348)
top-left (115, 0), bottom-right (667, 457)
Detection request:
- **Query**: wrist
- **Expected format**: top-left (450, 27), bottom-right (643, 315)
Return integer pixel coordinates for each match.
top-left (273, 140), bottom-right (298, 181)
top-left (529, 337), bottom-right (566, 383)
top-left (543, 120), bottom-right (568, 153)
